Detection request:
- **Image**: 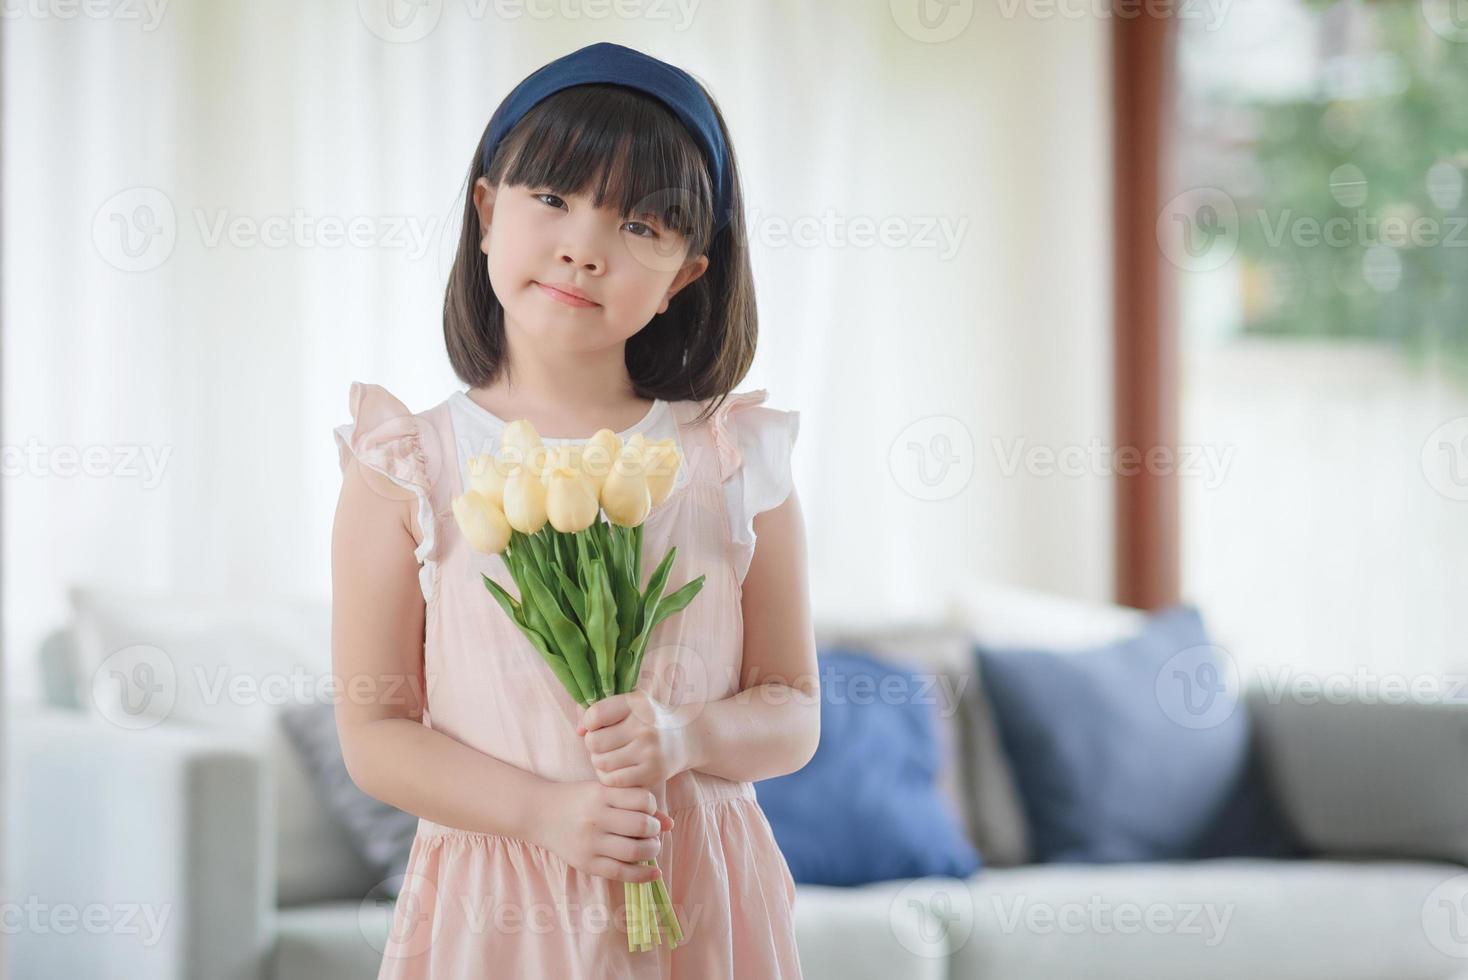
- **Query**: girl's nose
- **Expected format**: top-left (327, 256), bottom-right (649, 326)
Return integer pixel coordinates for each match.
top-left (559, 252), bottom-right (602, 274)
top-left (557, 239), bottom-right (604, 275)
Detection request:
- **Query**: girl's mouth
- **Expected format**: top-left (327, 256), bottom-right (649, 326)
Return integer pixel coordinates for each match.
top-left (534, 281), bottom-right (599, 309)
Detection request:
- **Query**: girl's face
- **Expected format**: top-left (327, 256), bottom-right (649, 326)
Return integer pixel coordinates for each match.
top-left (474, 176), bottom-right (709, 356)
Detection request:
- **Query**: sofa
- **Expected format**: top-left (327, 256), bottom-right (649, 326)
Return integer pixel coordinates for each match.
top-left (10, 580), bottom-right (1468, 980)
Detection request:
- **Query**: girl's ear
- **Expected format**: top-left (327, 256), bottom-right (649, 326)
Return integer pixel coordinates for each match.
top-left (472, 177), bottom-right (498, 254)
top-left (658, 254), bottom-right (710, 315)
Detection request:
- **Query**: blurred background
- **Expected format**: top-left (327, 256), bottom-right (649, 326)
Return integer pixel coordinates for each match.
top-left (5, 0), bottom-right (1468, 978)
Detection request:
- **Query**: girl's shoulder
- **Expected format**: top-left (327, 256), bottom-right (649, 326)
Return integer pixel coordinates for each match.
top-left (692, 388), bottom-right (801, 485)
top-left (332, 382), bottom-right (453, 484)
top-left (332, 381), bottom-right (452, 602)
top-left (695, 389), bottom-right (801, 584)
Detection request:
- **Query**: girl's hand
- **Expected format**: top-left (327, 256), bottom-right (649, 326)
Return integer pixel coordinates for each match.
top-left (577, 690), bottom-right (694, 789)
top-left (536, 780), bottom-right (674, 884)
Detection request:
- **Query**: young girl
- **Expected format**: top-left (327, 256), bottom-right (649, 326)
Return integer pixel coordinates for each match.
top-left (331, 42), bottom-right (817, 978)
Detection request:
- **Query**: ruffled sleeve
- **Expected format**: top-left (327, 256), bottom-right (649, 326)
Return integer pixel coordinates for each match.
top-left (711, 389), bottom-right (801, 585)
top-left (333, 381), bottom-right (439, 603)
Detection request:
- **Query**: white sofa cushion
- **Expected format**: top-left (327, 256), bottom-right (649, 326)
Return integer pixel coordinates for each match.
top-left (959, 859), bottom-right (1468, 980)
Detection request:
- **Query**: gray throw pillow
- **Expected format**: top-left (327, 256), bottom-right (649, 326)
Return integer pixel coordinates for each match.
top-left (279, 701), bottom-right (418, 897)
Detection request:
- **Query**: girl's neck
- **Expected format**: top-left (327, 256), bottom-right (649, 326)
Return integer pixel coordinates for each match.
top-left (468, 377), bottom-right (655, 440)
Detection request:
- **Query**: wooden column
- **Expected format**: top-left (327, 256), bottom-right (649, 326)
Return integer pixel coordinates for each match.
top-left (1113, 8), bottom-right (1180, 610)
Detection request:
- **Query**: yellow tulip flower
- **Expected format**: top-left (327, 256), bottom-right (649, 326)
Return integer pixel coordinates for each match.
top-left (643, 439), bottom-right (682, 506)
top-left (601, 449), bottom-right (652, 527)
top-left (467, 453), bottom-right (512, 509)
top-left (546, 467), bottom-right (601, 533)
top-left (451, 490), bottom-right (512, 555)
top-left (502, 464), bottom-right (548, 534)
top-left (581, 428), bottom-right (621, 494)
top-left (538, 443), bottom-right (583, 487)
top-left (500, 419), bottom-right (548, 475)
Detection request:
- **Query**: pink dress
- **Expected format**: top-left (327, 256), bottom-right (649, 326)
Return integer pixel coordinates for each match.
top-left (333, 381), bottom-right (805, 979)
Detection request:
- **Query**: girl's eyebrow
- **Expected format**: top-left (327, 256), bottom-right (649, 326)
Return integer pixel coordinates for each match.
top-left (542, 188), bottom-right (668, 227)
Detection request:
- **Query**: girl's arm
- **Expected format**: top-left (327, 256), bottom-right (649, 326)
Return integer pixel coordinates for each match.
top-left (578, 488), bottom-right (821, 788)
top-left (682, 486), bottom-right (821, 782)
top-left (330, 455), bottom-right (549, 839)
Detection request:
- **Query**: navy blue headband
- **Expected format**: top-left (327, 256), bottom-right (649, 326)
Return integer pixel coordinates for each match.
top-left (481, 41), bottom-right (732, 235)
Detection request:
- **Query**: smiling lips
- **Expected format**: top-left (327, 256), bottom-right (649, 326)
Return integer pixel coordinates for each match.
top-left (535, 281), bottom-right (599, 308)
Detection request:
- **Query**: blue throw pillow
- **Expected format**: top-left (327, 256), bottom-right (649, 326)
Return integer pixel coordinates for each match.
top-left (975, 604), bottom-right (1299, 864)
top-left (753, 649), bottom-right (982, 885)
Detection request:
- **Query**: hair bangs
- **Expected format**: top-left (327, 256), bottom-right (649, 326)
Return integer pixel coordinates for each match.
top-left (492, 85), bottom-right (716, 256)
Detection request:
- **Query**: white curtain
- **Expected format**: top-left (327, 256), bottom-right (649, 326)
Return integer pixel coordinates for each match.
top-left (3, 1), bottom-right (1115, 699)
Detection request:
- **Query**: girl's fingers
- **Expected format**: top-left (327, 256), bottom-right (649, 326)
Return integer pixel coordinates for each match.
top-left (603, 807), bottom-right (662, 839)
top-left (584, 717), bottom-right (635, 754)
top-left (590, 857), bottom-right (661, 884)
top-left (591, 744), bottom-right (642, 774)
top-left (600, 832), bottom-right (661, 865)
top-left (612, 787), bottom-right (659, 814)
top-left (601, 763), bottom-right (655, 789)
top-left (580, 694), bottom-right (634, 736)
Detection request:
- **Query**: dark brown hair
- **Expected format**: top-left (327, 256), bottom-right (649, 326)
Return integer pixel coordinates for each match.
top-left (443, 83), bottom-right (756, 426)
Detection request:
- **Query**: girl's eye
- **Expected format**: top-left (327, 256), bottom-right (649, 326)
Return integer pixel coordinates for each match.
top-left (533, 192), bottom-right (661, 239)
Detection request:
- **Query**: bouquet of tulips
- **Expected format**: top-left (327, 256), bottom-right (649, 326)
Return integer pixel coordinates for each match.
top-left (450, 418), bottom-right (703, 953)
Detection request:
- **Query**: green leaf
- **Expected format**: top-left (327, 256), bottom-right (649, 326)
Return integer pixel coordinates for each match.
top-left (614, 565), bottom-right (640, 656)
top-left (483, 573), bottom-right (586, 707)
top-left (602, 520), bottom-right (620, 575)
top-left (550, 563), bottom-right (587, 623)
top-left (555, 527), bottom-right (575, 573)
top-left (585, 560), bottom-right (617, 697)
top-left (617, 547), bottom-right (676, 692)
top-left (572, 529), bottom-right (590, 589)
top-left (632, 523), bottom-right (644, 590)
top-left (522, 628), bottom-right (587, 707)
top-left (481, 573), bottom-right (523, 624)
top-left (639, 547), bottom-right (678, 621)
top-left (648, 575), bottom-right (705, 633)
top-left (523, 563), bottom-right (599, 703)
